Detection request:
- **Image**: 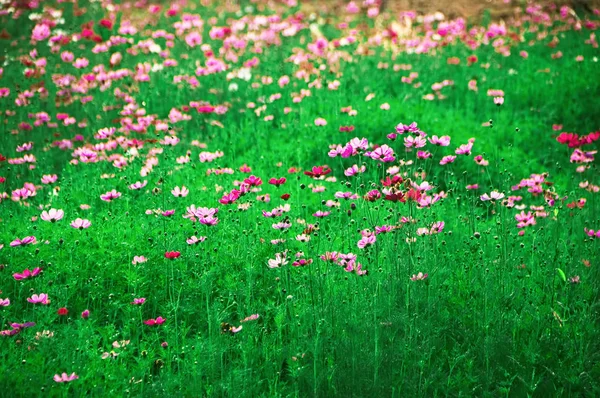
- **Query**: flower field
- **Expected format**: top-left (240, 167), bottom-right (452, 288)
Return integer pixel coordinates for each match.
top-left (0, 0), bottom-right (599, 396)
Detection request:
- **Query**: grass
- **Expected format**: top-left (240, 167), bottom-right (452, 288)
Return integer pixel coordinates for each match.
top-left (0, 0), bottom-right (599, 396)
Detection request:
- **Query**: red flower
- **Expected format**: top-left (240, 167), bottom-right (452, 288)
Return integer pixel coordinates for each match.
top-left (165, 251), bottom-right (181, 259)
top-left (99, 19), bottom-right (113, 29)
top-left (0, 177), bottom-right (5, 183)
top-left (281, 193), bottom-right (290, 201)
top-left (57, 307), bottom-right (68, 316)
top-left (0, 154), bottom-right (6, 162)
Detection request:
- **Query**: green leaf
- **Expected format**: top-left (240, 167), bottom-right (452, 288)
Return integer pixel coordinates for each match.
top-left (556, 268), bottom-right (566, 283)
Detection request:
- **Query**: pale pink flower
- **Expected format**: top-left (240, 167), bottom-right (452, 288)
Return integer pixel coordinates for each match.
top-left (480, 191), bottom-right (505, 201)
top-left (53, 373), bottom-right (78, 383)
top-left (410, 272), bottom-right (428, 281)
top-left (314, 118), bottom-right (327, 126)
top-left (41, 208), bottom-right (64, 222)
top-left (41, 174), bottom-right (58, 184)
top-left (171, 186), bottom-right (189, 197)
top-left (70, 218), bottom-right (91, 229)
top-left (129, 181), bottom-right (148, 190)
top-left (187, 236), bottom-right (206, 245)
top-left (268, 252), bottom-right (288, 268)
top-left (132, 256), bottom-right (147, 265)
top-left (357, 235), bottom-right (376, 249)
top-left (439, 155), bottom-right (456, 165)
top-left (0, 298), bottom-right (10, 307)
top-left (428, 135), bottom-right (451, 146)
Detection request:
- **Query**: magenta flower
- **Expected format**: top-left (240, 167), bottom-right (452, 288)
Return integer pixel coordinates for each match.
top-left (27, 293), bottom-right (50, 305)
top-left (171, 186), bottom-right (189, 197)
top-left (13, 267), bottom-right (41, 280)
top-left (41, 208), bottom-right (64, 222)
top-left (268, 177), bottom-right (287, 187)
top-left (411, 272), bottom-right (429, 281)
top-left (81, 309), bottom-right (90, 319)
top-left (244, 175), bottom-right (263, 187)
top-left (70, 218), bottom-right (91, 229)
top-left (10, 236), bottom-right (37, 247)
top-left (100, 190), bottom-right (122, 202)
top-left (144, 317), bottom-right (166, 326)
top-left (53, 373), bottom-right (79, 383)
top-left (584, 228), bottom-right (600, 238)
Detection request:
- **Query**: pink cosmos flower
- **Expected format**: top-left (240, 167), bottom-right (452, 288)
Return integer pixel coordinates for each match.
top-left (132, 256), bottom-right (147, 265)
top-left (314, 118), bottom-right (327, 126)
top-left (367, 145), bottom-right (395, 162)
top-left (171, 186), bottom-right (189, 197)
top-left (10, 236), bottom-right (37, 247)
top-left (455, 141), bottom-right (474, 155)
top-left (0, 298), bottom-right (10, 307)
top-left (344, 164), bottom-right (366, 177)
top-left (411, 272), bottom-right (428, 281)
top-left (81, 310), bottom-right (90, 319)
top-left (428, 135), bottom-right (451, 146)
top-left (27, 293), bottom-right (50, 305)
top-left (313, 211), bottom-right (331, 218)
top-left (187, 236), bottom-right (206, 245)
top-left (131, 298), bottom-right (146, 305)
top-left (404, 135), bottom-right (427, 148)
top-left (357, 235), bottom-right (376, 249)
top-left (41, 174), bottom-right (58, 184)
top-left (100, 190), bottom-right (122, 202)
top-left (439, 155), bottom-right (456, 165)
top-left (13, 267), bottom-right (41, 280)
top-left (515, 211), bottom-right (536, 228)
top-left (129, 181), bottom-right (148, 190)
top-left (494, 97), bottom-right (504, 106)
top-left (70, 218), bottom-right (91, 229)
top-left (144, 317), bottom-right (166, 326)
top-left (41, 208), bottom-right (64, 222)
top-left (32, 24), bottom-right (51, 41)
top-left (53, 373), bottom-right (78, 383)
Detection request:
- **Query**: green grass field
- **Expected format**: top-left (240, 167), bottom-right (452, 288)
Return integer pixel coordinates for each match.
top-left (0, 0), bottom-right (599, 396)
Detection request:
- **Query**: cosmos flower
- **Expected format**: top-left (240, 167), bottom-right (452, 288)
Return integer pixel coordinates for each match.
top-left (27, 293), bottom-right (50, 305)
top-left (71, 219), bottom-right (91, 229)
top-left (41, 208), bottom-right (64, 222)
top-left (53, 373), bottom-right (79, 383)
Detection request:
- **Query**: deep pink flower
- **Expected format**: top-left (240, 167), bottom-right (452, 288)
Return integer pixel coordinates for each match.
top-left (13, 267), bottom-right (41, 280)
top-left (131, 298), bottom-right (146, 305)
top-left (268, 177), bottom-right (286, 187)
top-left (100, 190), bottom-right (122, 202)
top-left (144, 316), bottom-right (166, 326)
top-left (165, 251), bottom-right (181, 259)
